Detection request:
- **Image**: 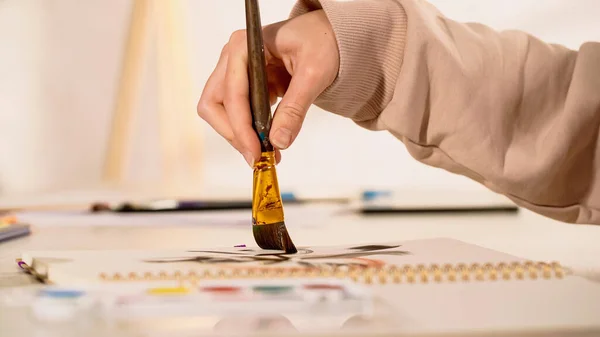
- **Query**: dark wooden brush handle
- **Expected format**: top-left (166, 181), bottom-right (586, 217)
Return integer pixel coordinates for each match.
top-left (245, 0), bottom-right (274, 153)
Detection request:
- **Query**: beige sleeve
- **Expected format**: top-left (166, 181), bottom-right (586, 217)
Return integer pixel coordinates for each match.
top-left (291, 0), bottom-right (600, 225)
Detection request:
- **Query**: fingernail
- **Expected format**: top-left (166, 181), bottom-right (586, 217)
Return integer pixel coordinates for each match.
top-left (271, 128), bottom-right (292, 149)
top-left (243, 152), bottom-right (255, 168)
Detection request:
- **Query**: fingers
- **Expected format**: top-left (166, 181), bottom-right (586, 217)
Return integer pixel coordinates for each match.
top-left (197, 45), bottom-right (235, 145)
top-left (199, 26), bottom-right (302, 167)
top-left (198, 31), bottom-right (261, 168)
top-left (269, 68), bottom-right (322, 150)
top-left (197, 101), bottom-right (234, 143)
top-left (223, 30), bottom-right (261, 164)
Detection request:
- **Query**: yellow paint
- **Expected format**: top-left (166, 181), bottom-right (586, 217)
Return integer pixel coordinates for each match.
top-left (147, 286), bottom-right (190, 295)
top-left (252, 151), bottom-right (284, 226)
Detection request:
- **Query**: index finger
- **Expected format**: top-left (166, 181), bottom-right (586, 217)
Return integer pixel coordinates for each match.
top-left (223, 30), bottom-right (261, 162)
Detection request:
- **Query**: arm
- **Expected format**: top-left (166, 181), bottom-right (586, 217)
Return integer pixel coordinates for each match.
top-left (291, 0), bottom-right (600, 224)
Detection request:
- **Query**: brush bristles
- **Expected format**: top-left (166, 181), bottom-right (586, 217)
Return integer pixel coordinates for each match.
top-left (253, 222), bottom-right (297, 253)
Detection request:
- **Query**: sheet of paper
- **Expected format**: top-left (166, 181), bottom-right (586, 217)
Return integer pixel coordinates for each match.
top-left (22, 238), bottom-right (526, 285)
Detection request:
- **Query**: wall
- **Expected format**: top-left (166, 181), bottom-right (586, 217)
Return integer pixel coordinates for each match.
top-left (1, 0), bottom-right (599, 198)
top-left (0, 0), bottom-right (43, 194)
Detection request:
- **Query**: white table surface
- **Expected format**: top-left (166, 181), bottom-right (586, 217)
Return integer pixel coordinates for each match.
top-left (1, 203), bottom-right (600, 337)
top-left (2, 204), bottom-right (600, 283)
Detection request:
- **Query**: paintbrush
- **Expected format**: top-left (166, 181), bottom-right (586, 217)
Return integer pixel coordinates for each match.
top-left (246, 0), bottom-right (297, 254)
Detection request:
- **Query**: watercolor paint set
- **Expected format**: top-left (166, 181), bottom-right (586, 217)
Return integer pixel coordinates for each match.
top-left (108, 278), bottom-right (372, 320)
top-left (1, 278), bottom-right (372, 326)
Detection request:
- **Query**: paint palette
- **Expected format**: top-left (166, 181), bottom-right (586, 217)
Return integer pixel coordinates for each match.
top-left (105, 278), bottom-right (372, 320)
top-left (1, 278), bottom-right (372, 329)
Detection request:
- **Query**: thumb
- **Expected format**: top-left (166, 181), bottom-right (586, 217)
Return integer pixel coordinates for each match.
top-left (269, 71), bottom-right (321, 150)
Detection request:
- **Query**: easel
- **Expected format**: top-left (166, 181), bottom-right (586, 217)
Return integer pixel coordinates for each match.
top-left (102, 0), bottom-right (203, 197)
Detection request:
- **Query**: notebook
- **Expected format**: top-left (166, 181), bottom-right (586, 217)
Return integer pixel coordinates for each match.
top-left (0, 221), bottom-right (30, 243)
top-left (16, 238), bottom-right (600, 336)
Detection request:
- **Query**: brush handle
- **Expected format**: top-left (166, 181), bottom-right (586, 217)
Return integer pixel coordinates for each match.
top-left (245, 0), bottom-right (274, 152)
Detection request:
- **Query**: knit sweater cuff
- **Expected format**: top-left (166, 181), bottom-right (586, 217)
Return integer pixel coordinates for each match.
top-left (290, 0), bottom-right (407, 122)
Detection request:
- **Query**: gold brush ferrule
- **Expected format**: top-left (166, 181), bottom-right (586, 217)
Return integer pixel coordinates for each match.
top-left (252, 151), bottom-right (284, 226)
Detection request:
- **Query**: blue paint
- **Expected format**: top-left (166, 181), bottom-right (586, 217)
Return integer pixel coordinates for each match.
top-left (280, 192), bottom-right (297, 202)
top-left (259, 132), bottom-right (266, 141)
top-left (39, 289), bottom-right (85, 299)
top-left (361, 190), bottom-right (392, 201)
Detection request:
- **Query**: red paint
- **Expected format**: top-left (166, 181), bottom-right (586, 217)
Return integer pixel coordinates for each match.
top-left (200, 286), bottom-right (241, 293)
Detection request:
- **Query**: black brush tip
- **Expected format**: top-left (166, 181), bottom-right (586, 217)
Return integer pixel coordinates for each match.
top-left (253, 222), bottom-right (297, 253)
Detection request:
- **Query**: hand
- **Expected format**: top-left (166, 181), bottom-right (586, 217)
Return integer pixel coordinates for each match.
top-left (197, 10), bottom-right (339, 167)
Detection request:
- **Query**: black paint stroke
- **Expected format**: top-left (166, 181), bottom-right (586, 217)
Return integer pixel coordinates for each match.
top-left (143, 244), bottom-right (410, 268)
top-left (349, 245), bottom-right (400, 251)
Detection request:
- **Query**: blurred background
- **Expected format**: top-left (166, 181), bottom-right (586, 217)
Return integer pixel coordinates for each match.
top-left (1, 0), bottom-right (599, 202)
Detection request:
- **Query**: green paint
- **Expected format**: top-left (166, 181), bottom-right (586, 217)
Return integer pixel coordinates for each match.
top-left (252, 285), bottom-right (293, 294)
